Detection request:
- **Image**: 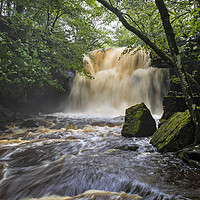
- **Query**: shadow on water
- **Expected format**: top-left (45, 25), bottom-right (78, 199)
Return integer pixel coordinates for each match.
top-left (0, 114), bottom-right (200, 200)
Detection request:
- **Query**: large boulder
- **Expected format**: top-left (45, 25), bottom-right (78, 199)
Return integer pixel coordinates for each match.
top-left (150, 109), bottom-right (196, 153)
top-left (121, 102), bottom-right (156, 137)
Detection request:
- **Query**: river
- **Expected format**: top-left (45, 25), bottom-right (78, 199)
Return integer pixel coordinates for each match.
top-left (0, 113), bottom-right (200, 200)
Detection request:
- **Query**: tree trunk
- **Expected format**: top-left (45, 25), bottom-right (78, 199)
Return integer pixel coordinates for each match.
top-left (155, 0), bottom-right (200, 144)
top-left (7, 1), bottom-right (10, 17)
top-left (0, 0), bottom-right (3, 16)
top-left (96, 0), bottom-right (200, 95)
top-left (97, 0), bottom-right (200, 144)
top-left (16, 0), bottom-right (24, 14)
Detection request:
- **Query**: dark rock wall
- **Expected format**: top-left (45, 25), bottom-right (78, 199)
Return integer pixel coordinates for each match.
top-left (161, 91), bottom-right (200, 120)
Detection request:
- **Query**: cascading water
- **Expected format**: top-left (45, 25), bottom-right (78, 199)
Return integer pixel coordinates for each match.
top-left (67, 47), bottom-right (169, 115)
top-left (1, 48), bottom-right (200, 200)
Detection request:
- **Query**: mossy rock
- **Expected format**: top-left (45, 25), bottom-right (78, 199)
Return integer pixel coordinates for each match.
top-left (150, 109), bottom-right (196, 153)
top-left (121, 102), bottom-right (156, 137)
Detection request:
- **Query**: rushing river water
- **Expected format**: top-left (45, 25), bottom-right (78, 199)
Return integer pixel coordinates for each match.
top-left (0, 113), bottom-right (200, 200)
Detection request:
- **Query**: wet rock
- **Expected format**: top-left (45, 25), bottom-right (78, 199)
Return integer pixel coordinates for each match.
top-left (24, 190), bottom-right (142, 200)
top-left (150, 109), bottom-right (196, 153)
top-left (0, 124), bottom-right (7, 132)
top-left (118, 144), bottom-right (139, 151)
top-left (20, 119), bottom-right (39, 128)
top-left (159, 92), bottom-right (200, 127)
top-left (178, 145), bottom-right (200, 168)
top-left (38, 119), bottom-right (53, 128)
top-left (121, 102), bottom-right (156, 137)
top-left (0, 106), bottom-right (15, 129)
top-left (0, 163), bottom-right (7, 181)
top-left (65, 124), bottom-right (77, 130)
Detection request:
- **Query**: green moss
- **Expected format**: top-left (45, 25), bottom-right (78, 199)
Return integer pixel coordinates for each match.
top-left (123, 104), bottom-right (145, 136)
top-left (122, 102), bottom-right (156, 137)
top-left (158, 118), bottom-right (166, 127)
top-left (150, 109), bottom-right (195, 152)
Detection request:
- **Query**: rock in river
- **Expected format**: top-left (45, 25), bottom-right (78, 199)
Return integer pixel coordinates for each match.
top-left (24, 190), bottom-right (142, 200)
top-left (178, 145), bottom-right (200, 168)
top-left (150, 109), bottom-right (196, 153)
top-left (121, 102), bottom-right (156, 137)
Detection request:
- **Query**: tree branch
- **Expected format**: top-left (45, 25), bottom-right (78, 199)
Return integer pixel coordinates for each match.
top-left (47, 8), bottom-right (50, 28)
top-left (123, 13), bottom-right (144, 33)
top-left (51, 10), bottom-right (60, 29)
top-left (97, 0), bottom-right (176, 69)
top-left (155, 0), bottom-right (179, 57)
top-left (97, 0), bottom-right (200, 96)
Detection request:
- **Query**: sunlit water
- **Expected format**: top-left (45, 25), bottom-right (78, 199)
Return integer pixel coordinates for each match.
top-left (0, 113), bottom-right (200, 200)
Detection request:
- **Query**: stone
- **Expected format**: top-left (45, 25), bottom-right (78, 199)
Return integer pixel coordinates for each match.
top-left (24, 190), bottom-right (142, 200)
top-left (160, 92), bottom-right (200, 123)
top-left (121, 102), bottom-right (156, 137)
top-left (118, 144), bottom-right (139, 151)
top-left (0, 106), bottom-right (15, 125)
top-left (178, 145), bottom-right (200, 168)
top-left (20, 119), bottom-right (39, 128)
top-left (0, 124), bottom-right (7, 132)
top-left (150, 109), bottom-right (196, 153)
top-left (65, 124), bottom-right (77, 130)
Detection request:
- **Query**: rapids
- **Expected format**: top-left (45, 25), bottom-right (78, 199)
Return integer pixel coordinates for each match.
top-left (0, 47), bottom-right (199, 199)
top-left (0, 113), bottom-right (200, 200)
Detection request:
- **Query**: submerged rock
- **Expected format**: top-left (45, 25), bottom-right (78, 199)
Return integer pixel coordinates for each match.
top-left (23, 190), bottom-right (142, 200)
top-left (20, 119), bottom-right (39, 128)
top-left (150, 109), bottom-right (195, 153)
top-left (121, 102), bottom-right (156, 137)
top-left (118, 144), bottom-right (139, 151)
top-left (178, 145), bottom-right (200, 168)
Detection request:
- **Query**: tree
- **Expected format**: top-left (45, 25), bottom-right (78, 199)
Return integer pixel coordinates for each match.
top-left (0, 0), bottom-right (111, 104)
top-left (96, 0), bottom-right (200, 144)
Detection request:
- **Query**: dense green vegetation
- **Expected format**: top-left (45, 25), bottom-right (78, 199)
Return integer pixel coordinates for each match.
top-left (96, 0), bottom-right (200, 144)
top-left (0, 0), bottom-right (199, 114)
top-left (103, 0), bottom-right (200, 62)
top-left (0, 0), bottom-right (113, 104)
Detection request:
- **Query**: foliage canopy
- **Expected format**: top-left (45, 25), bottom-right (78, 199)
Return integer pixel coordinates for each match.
top-left (0, 0), bottom-right (112, 103)
top-left (0, 0), bottom-right (199, 105)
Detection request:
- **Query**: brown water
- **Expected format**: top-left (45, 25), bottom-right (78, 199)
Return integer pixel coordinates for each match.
top-left (67, 48), bottom-right (169, 115)
top-left (0, 48), bottom-right (199, 200)
top-left (0, 113), bottom-right (200, 200)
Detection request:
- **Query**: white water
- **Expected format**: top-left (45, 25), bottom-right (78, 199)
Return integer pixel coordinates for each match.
top-left (66, 47), bottom-right (169, 115)
top-left (1, 114), bottom-right (200, 200)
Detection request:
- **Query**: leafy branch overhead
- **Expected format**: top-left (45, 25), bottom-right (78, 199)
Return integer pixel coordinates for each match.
top-left (96, 0), bottom-right (200, 144)
top-left (0, 0), bottom-right (112, 103)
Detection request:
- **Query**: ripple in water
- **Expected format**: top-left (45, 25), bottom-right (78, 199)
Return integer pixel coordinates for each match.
top-left (0, 114), bottom-right (200, 200)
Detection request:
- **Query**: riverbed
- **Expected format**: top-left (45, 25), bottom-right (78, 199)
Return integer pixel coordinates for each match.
top-left (0, 113), bottom-right (200, 200)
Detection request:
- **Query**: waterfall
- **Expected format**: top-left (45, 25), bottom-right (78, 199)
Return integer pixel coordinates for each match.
top-left (66, 47), bottom-right (169, 115)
